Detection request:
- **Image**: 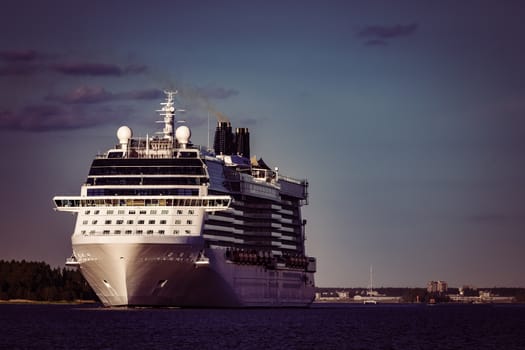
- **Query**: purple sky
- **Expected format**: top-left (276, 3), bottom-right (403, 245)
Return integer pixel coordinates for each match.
top-left (1, 0), bottom-right (524, 288)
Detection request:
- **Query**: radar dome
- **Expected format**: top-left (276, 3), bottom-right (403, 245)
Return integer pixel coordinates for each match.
top-left (117, 126), bottom-right (133, 144)
top-left (175, 125), bottom-right (191, 144)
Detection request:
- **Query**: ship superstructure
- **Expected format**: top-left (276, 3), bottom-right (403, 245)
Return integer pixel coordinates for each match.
top-left (54, 91), bottom-right (316, 307)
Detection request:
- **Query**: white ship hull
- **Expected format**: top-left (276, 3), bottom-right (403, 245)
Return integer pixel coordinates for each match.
top-left (55, 92), bottom-right (317, 308)
top-left (73, 236), bottom-right (315, 307)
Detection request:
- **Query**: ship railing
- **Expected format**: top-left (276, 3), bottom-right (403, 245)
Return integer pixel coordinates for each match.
top-left (65, 255), bottom-right (80, 267)
top-left (278, 175), bottom-right (307, 186)
top-left (79, 230), bottom-right (198, 237)
top-left (53, 195), bottom-right (231, 212)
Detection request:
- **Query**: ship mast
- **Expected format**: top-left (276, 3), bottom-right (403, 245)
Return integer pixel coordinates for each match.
top-left (157, 90), bottom-right (184, 145)
top-left (368, 265), bottom-right (374, 295)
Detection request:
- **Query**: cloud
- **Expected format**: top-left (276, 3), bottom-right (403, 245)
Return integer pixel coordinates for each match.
top-left (0, 50), bottom-right (40, 62)
top-left (0, 103), bottom-right (133, 132)
top-left (0, 104), bottom-right (90, 131)
top-left (357, 23), bottom-right (418, 46)
top-left (0, 50), bottom-right (46, 75)
top-left (0, 63), bottom-right (42, 76)
top-left (52, 62), bottom-right (147, 76)
top-left (46, 86), bottom-right (114, 104)
top-left (0, 49), bottom-right (52, 75)
top-left (0, 49), bottom-right (149, 77)
top-left (46, 86), bottom-right (164, 104)
top-left (0, 81), bottom-right (233, 131)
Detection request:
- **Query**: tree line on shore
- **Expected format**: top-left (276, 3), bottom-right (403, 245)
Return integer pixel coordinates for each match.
top-left (0, 260), bottom-right (97, 302)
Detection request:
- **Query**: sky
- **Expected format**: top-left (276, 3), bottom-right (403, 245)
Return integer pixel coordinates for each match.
top-left (1, 0), bottom-right (524, 288)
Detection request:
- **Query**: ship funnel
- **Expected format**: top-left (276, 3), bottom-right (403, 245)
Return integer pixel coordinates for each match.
top-left (213, 121), bottom-right (234, 155)
top-left (213, 121), bottom-right (251, 157)
top-left (235, 127), bottom-right (250, 158)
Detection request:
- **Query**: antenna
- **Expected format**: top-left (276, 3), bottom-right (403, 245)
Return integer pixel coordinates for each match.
top-left (156, 90), bottom-right (185, 142)
top-left (207, 110), bottom-right (210, 151)
top-left (369, 265), bottom-right (374, 294)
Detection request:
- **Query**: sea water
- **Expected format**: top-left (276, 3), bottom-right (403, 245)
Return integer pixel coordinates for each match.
top-left (0, 303), bottom-right (524, 349)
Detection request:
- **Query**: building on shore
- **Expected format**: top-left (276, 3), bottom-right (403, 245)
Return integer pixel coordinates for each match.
top-left (427, 280), bottom-right (448, 293)
top-left (448, 290), bottom-right (514, 304)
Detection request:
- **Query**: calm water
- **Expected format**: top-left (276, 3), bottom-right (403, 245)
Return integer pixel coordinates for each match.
top-left (0, 303), bottom-right (524, 349)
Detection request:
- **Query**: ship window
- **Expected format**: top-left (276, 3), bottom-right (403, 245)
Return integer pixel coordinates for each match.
top-left (94, 210), bottom-right (100, 214)
top-left (89, 230), bottom-right (95, 235)
top-left (82, 220), bottom-right (88, 225)
top-left (147, 230), bottom-right (154, 234)
top-left (187, 220), bottom-right (192, 225)
top-left (118, 210), bottom-right (125, 215)
top-left (105, 220), bottom-right (112, 224)
top-left (127, 220), bottom-right (133, 224)
top-left (188, 209), bottom-right (194, 215)
top-left (160, 220), bottom-right (166, 225)
top-left (107, 210), bottom-right (114, 215)
top-left (161, 210), bottom-right (169, 215)
top-left (140, 210), bottom-right (147, 214)
top-left (84, 210), bottom-right (90, 215)
top-left (136, 230), bottom-right (143, 234)
top-left (158, 230), bottom-right (165, 235)
top-left (185, 229), bottom-right (191, 234)
top-left (150, 210), bottom-right (157, 215)
top-left (114, 230), bottom-right (121, 235)
top-left (125, 230), bottom-right (132, 235)
top-left (129, 210), bottom-right (136, 215)
top-left (103, 230), bottom-right (110, 235)
top-left (177, 209), bottom-right (183, 215)
top-left (173, 230), bottom-right (179, 235)
top-left (175, 220), bottom-right (181, 225)
top-left (138, 220), bottom-right (145, 224)
top-left (107, 151), bottom-right (123, 158)
top-left (148, 220), bottom-right (155, 224)
top-left (92, 220), bottom-right (98, 225)
top-left (81, 230), bottom-right (86, 234)
top-left (116, 220), bottom-right (124, 225)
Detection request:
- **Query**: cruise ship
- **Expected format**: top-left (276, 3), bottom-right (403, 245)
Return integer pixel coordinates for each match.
top-left (53, 91), bottom-right (316, 307)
